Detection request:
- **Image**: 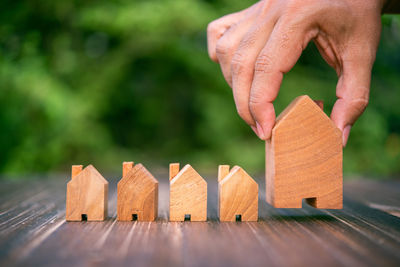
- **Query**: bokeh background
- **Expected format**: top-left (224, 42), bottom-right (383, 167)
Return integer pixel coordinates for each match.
top-left (1, 0), bottom-right (399, 178)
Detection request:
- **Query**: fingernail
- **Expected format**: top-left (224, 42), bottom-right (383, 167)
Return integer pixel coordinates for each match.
top-left (342, 125), bottom-right (351, 147)
top-left (256, 121), bottom-right (266, 140)
top-left (251, 125), bottom-right (258, 136)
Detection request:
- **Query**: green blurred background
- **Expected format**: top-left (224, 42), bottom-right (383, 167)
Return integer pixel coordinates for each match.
top-left (0, 0), bottom-right (399, 177)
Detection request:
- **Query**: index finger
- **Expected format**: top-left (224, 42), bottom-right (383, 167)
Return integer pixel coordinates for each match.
top-left (249, 19), bottom-right (317, 139)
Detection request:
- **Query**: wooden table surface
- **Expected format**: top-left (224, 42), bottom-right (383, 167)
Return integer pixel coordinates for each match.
top-left (1, 175), bottom-right (400, 267)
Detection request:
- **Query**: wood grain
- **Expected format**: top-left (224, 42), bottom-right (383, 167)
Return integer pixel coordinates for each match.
top-left (117, 162), bottom-right (158, 221)
top-left (266, 95), bottom-right (343, 209)
top-left (169, 163), bottom-right (180, 181)
top-left (218, 165), bottom-right (258, 221)
top-left (1, 177), bottom-right (400, 267)
top-left (217, 165), bottom-right (230, 182)
top-left (122, 161), bottom-right (133, 178)
top-left (169, 164), bottom-right (207, 221)
top-left (66, 165), bottom-right (108, 221)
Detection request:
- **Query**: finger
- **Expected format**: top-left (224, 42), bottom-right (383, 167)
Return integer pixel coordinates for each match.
top-left (207, 0), bottom-right (263, 64)
top-left (330, 51), bottom-right (373, 146)
top-left (215, 18), bottom-right (255, 87)
top-left (208, 1), bottom-right (264, 63)
top-left (249, 19), bottom-right (317, 140)
top-left (207, 12), bottom-right (245, 63)
top-left (231, 16), bottom-right (278, 126)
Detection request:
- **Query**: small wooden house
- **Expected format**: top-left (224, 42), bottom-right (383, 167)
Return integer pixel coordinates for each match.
top-left (218, 165), bottom-right (258, 222)
top-left (66, 165), bottom-right (108, 221)
top-left (117, 162), bottom-right (158, 221)
top-left (266, 95), bottom-right (342, 209)
top-left (169, 163), bottom-right (207, 221)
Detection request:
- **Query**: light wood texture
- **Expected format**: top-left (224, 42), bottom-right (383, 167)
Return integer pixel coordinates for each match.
top-left (117, 162), bottom-right (158, 221)
top-left (66, 165), bottom-right (108, 221)
top-left (266, 95), bottom-right (343, 209)
top-left (218, 165), bottom-right (258, 221)
top-left (169, 164), bottom-right (207, 221)
top-left (2, 177), bottom-right (400, 267)
top-left (122, 161), bottom-right (134, 178)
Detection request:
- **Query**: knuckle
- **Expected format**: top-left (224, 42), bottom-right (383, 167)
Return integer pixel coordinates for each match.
top-left (215, 40), bottom-right (231, 58)
top-left (350, 97), bottom-right (369, 113)
top-left (280, 33), bottom-right (290, 49)
top-left (249, 90), bottom-right (265, 109)
top-left (207, 21), bottom-right (218, 35)
top-left (255, 54), bottom-right (274, 74)
top-left (285, 0), bottom-right (304, 12)
top-left (231, 52), bottom-right (249, 75)
top-left (238, 34), bottom-right (257, 50)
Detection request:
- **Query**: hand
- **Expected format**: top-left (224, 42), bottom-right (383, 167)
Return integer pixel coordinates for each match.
top-left (207, 0), bottom-right (384, 146)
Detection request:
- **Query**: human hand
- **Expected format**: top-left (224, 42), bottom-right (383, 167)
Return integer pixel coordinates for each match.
top-left (207, 0), bottom-right (384, 146)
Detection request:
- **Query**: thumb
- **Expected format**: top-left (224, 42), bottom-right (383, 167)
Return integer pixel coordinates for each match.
top-left (330, 55), bottom-right (373, 146)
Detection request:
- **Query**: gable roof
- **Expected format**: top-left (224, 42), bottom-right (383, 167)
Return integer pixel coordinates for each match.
top-left (219, 166), bottom-right (239, 183)
top-left (220, 166), bottom-right (257, 187)
top-left (170, 164), bottom-right (206, 186)
top-left (273, 95), bottom-right (341, 138)
top-left (122, 163), bottom-right (158, 184)
top-left (69, 164), bottom-right (108, 185)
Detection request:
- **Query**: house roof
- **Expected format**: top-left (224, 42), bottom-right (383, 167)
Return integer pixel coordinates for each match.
top-left (69, 164), bottom-right (108, 185)
top-left (273, 95), bottom-right (341, 138)
top-left (219, 166), bottom-right (257, 187)
top-left (170, 164), bottom-right (206, 186)
top-left (121, 163), bottom-right (158, 184)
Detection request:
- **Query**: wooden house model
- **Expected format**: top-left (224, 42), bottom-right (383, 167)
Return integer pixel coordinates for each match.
top-left (117, 162), bottom-right (158, 221)
top-left (66, 165), bottom-right (108, 221)
top-left (266, 95), bottom-right (343, 209)
top-left (169, 163), bottom-right (207, 221)
top-left (218, 165), bottom-right (258, 221)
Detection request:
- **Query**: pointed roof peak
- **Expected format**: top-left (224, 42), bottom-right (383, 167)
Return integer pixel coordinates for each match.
top-left (219, 165), bottom-right (240, 183)
top-left (123, 163), bottom-right (158, 184)
top-left (220, 166), bottom-right (256, 186)
top-left (275, 95), bottom-right (314, 124)
top-left (181, 164), bottom-right (192, 172)
top-left (132, 163), bottom-right (144, 171)
top-left (71, 164), bottom-right (108, 184)
top-left (273, 95), bottom-right (340, 137)
top-left (170, 164), bottom-right (204, 185)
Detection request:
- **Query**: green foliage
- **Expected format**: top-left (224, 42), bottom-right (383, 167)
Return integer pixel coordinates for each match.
top-left (0, 0), bottom-right (399, 176)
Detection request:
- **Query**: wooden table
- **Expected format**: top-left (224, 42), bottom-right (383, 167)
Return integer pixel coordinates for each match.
top-left (1, 176), bottom-right (400, 267)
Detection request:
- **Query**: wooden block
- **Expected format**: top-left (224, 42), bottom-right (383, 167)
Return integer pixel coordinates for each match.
top-left (169, 163), bottom-right (180, 181)
top-left (66, 165), bottom-right (108, 221)
top-left (122, 161), bottom-right (134, 178)
top-left (71, 165), bottom-right (83, 178)
top-left (266, 95), bottom-right (343, 209)
top-left (169, 164), bottom-right (207, 221)
top-left (117, 162), bottom-right (158, 221)
top-left (218, 165), bottom-right (258, 222)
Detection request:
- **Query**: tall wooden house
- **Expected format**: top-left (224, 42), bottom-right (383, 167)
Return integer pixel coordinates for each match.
top-left (266, 95), bottom-right (342, 209)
